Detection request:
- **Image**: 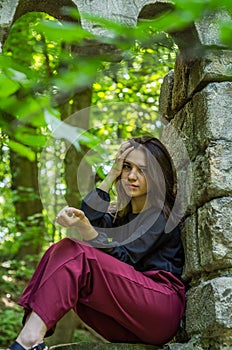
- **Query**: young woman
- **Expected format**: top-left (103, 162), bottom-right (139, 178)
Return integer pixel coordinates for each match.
top-left (8, 136), bottom-right (185, 350)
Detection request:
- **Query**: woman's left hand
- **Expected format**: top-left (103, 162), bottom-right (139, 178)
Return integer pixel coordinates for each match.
top-left (56, 207), bottom-right (98, 240)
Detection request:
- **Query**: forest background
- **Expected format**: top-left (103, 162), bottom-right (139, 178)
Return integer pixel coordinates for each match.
top-left (0, 0), bottom-right (232, 346)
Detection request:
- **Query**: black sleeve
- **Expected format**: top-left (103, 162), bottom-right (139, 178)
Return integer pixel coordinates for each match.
top-left (81, 188), bottom-right (113, 228)
top-left (81, 188), bottom-right (128, 242)
top-left (85, 212), bottom-right (168, 266)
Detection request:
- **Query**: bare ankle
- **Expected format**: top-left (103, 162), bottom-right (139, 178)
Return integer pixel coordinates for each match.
top-left (16, 334), bottom-right (44, 349)
top-left (15, 311), bottom-right (47, 349)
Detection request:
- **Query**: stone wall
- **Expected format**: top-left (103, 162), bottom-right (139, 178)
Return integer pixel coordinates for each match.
top-left (0, 0), bottom-right (232, 349)
top-left (159, 11), bottom-right (232, 349)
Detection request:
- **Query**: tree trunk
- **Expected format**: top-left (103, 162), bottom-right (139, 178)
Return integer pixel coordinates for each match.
top-left (60, 88), bottom-right (93, 209)
top-left (10, 149), bottom-right (45, 259)
top-left (48, 87), bottom-right (93, 345)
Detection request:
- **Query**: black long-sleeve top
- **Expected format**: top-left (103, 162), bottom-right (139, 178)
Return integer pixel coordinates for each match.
top-left (81, 188), bottom-right (184, 279)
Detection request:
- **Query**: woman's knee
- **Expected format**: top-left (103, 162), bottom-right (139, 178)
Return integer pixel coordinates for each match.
top-left (51, 238), bottom-right (94, 260)
top-left (52, 237), bottom-right (78, 253)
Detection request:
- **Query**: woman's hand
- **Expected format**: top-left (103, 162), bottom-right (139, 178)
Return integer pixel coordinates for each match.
top-left (56, 207), bottom-right (98, 240)
top-left (98, 142), bottom-right (134, 192)
top-left (111, 141), bottom-right (134, 178)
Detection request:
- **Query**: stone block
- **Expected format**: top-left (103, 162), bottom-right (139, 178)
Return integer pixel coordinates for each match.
top-left (191, 82), bottom-right (232, 150)
top-left (198, 197), bottom-right (232, 272)
top-left (163, 337), bottom-right (203, 350)
top-left (172, 51), bottom-right (232, 112)
top-left (50, 342), bottom-right (160, 350)
top-left (194, 10), bottom-right (231, 48)
top-left (171, 53), bottom-right (190, 113)
top-left (161, 122), bottom-right (193, 219)
top-left (186, 277), bottom-right (232, 337)
top-left (192, 141), bottom-right (232, 207)
top-left (162, 138), bottom-right (232, 211)
top-left (159, 70), bottom-right (174, 119)
top-left (171, 82), bottom-right (232, 161)
top-left (203, 335), bottom-right (232, 350)
top-left (0, 0), bottom-right (19, 25)
top-left (188, 51), bottom-right (232, 97)
top-left (180, 197), bottom-right (232, 279)
top-left (181, 214), bottom-right (200, 281)
top-left (173, 104), bottom-right (198, 162)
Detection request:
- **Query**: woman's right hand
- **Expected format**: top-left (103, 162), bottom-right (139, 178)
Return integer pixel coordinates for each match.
top-left (98, 142), bottom-right (134, 192)
top-left (109, 141), bottom-right (134, 180)
top-left (56, 206), bottom-right (98, 240)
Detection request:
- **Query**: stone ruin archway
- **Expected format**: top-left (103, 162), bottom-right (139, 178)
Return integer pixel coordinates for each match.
top-left (1, 1), bottom-right (232, 349)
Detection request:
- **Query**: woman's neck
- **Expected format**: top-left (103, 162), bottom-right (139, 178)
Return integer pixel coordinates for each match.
top-left (131, 196), bottom-right (150, 214)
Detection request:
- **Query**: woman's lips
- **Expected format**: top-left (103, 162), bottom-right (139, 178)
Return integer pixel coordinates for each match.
top-left (127, 184), bottom-right (138, 189)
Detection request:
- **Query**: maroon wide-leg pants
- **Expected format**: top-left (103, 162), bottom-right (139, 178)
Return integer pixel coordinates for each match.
top-left (18, 238), bottom-right (185, 346)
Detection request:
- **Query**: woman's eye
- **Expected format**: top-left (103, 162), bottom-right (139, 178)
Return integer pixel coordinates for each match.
top-left (123, 163), bottom-right (131, 170)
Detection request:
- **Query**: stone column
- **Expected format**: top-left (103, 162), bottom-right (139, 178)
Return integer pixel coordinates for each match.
top-left (159, 9), bottom-right (232, 350)
top-left (0, 0), bottom-right (19, 51)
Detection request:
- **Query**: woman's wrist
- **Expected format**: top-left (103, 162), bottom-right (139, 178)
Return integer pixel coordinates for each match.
top-left (79, 226), bottom-right (98, 241)
top-left (97, 172), bottom-right (117, 193)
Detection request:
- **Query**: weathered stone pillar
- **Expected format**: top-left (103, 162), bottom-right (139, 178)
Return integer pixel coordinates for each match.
top-left (0, 0), bottom-right (19, 50)
top-left (159, 9), bottom-right (232, 350)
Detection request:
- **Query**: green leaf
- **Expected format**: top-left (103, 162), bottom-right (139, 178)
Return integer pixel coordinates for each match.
top-left (0, 55), bottom-right (35, 80)
top-left (54, 57), bottom-right (100, 93)
top-left (0, 74), bottom-right (19, 98)
top-left (7, 140), bottom-right (35, 161)
top-left (0, 95), bottom-right (47, 126)
top-left (14, 129), bottom-right (47, 148)
top-left (37, 19), bottom-right (94, 43)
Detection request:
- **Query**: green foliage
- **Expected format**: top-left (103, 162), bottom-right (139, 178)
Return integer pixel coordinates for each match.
top-left (0, 137), bottom-right (16, 242)
top-left (0, 258), bottom-right (37, 346)
top-left (0, 1), bottom-right (232, 344)
top-left (37, 18), bottom-right (94, 43)
top-left (0, 307), bottom-right (23, 346)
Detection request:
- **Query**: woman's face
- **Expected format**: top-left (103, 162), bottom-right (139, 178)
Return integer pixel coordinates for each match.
top-left (120, 148), bottom-right (148, 199)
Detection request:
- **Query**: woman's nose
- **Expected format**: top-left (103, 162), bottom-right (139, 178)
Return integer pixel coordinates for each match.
top-left (128, 167), bottom-right (137, 180)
